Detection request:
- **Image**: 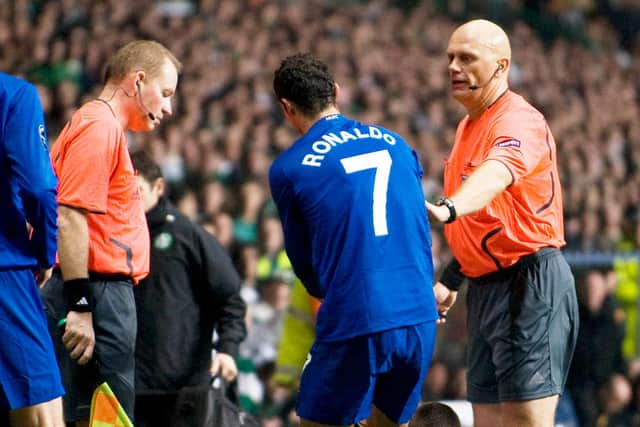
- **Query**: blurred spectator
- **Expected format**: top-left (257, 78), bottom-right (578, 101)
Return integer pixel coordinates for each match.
top-left (595, 373), bottom-right (634, 427)
top-left (212, 211), bottom-right (236, 251)
top-left (201, 179), bottom-right (229, 217)
top-left (269, 279), bottom-right (320, 424)
top-left (238, 276), bottom-right (290, 416)
top-left (422, 360), bottom-right (451, 401)
top-left (567, 270), bottom-right (627, 427)
top-left (256, 216), bottom-right (293, 286)
top-left (625, 376), bottom-right (640, 427)
top-left (614, 253), bottom-right (640, 359)
top-left (233, 180), bottom-right (267, 245)
top-left (236, 243), bottom-right (260, 295)
top-left (131, 151), bottom-right (246, 426)
top-left (174, 188), bottom-right (199, 221)
top-left (445, 366), bottom-right (467, 401)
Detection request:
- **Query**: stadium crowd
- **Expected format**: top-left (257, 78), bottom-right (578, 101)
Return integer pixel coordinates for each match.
top-left (3, 0), bottom-right (640, 425)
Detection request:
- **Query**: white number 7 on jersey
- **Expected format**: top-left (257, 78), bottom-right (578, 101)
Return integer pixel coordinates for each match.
top-left (340, 149), bottom-right (392, 236)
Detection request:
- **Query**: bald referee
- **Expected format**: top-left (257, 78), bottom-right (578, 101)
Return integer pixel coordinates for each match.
top-left (426, 19), bottom-right (579, 427)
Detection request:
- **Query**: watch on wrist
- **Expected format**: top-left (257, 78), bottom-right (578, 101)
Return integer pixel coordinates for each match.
top-left (436, 197), bottom-right (457, 224)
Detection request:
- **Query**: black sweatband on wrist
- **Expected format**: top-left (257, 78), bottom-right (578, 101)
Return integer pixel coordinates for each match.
top-left (63, 278), bottom-right (94, 312)
top-left (440, 258), bottom-right (465, 292)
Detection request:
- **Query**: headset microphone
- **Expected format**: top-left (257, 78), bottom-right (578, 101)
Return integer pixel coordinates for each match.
top-left (468, 65), bottom-right (503, 91)
top-left (136, 81), bottom-right (156, 121)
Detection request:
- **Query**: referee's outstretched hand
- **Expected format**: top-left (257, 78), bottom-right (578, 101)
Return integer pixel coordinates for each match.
top-left (433, 282), bottom-right (458, 324)
top-left (425, 201), bottom-right (450, 224)
top-left (62, 311), bottom-right (96, 365)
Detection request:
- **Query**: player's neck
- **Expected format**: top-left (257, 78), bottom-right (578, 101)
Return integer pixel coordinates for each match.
top-left (299, 106), bottom-right (341, 135)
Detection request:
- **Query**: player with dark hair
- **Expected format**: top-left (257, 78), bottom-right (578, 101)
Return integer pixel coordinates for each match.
top-left (270, 52), bottom-right (439, 427)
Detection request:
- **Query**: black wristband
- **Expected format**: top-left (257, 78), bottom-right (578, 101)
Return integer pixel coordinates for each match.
top-left (436, 197), bottom-right (457, 224)
top-left (440, 258), bottom-right (465, 292)
top-left (63, 278), bottom-right (94, 312)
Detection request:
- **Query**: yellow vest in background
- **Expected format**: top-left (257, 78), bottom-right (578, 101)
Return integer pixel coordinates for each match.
top-left (273, 279), bottom-right (319, 387)
top-left (257, 250), bottom-right (293, 283)
top-left (614, 252), bottom-right (639, 359)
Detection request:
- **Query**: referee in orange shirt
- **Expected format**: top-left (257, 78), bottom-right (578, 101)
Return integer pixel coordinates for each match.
top-left (40, 40), bottom-right (181, 425)
top-left (426, 20), bottom-right (579, 427)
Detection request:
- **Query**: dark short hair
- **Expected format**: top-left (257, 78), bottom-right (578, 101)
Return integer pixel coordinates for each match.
top-left (273, 52), bottom-right (336, 116)
top-left (409, 402), bottom-right (461, 427)
top-left (131, 150), bottom-right (163, 183)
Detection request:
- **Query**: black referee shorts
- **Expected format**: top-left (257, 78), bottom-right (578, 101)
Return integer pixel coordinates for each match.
top-left (40, 270), bottom-right (137, 422)
top-left (465, 248), bottom-right (579, 404)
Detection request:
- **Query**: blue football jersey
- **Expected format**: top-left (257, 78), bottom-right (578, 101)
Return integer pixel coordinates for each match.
top-left (0, 72), bottom-right (58, 270)
top-left (269, 114), bottom-right (438, 341)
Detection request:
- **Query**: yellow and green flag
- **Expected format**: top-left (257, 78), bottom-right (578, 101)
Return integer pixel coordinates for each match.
top-left (89, 382), bottom-right (134, 427)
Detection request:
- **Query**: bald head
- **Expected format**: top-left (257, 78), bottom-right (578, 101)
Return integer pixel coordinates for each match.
top-left (446, 20), bottom-right (511, 112)
top-left (450, 19), bottom-right (511, 63)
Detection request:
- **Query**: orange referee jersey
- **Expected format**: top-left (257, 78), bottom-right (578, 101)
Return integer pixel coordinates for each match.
top-left (443, 90), bottom-right (565, 278)
top-left (51, 100), bottom-right (149, 284)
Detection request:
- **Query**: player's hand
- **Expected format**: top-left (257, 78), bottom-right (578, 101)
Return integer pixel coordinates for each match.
top-left (35, 267), bottom-right (53, 288)
top-left (62, 311), bottom-right (95, 365)
top-left (210, 352), bottom-right (238, 382)
top-left (433, 282), bottom-right (457, 324)
top-left (425, 201), bottom-right (450, 224)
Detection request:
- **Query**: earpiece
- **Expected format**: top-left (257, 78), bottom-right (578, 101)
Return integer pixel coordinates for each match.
top-left (469, 63), bottom-right (505, 90)
top-left (135, 80), bottom-right (156, 121)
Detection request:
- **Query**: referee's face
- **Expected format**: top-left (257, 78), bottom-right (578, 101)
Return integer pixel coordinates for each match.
top-left (446, 20), bottom-right (510, 103)
top-left (447, 34), bottom-right (496, 97)
top-left (131, 58), bottom-right (179, 132)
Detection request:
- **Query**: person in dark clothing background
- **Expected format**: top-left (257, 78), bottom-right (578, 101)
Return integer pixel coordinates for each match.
top-left (566, 269), bottom-right (626, 427)
top-left (130, 151), bottom-right (247, 427)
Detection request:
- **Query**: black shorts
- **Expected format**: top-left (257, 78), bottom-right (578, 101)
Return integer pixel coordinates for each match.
top-left (40, 270), bottom-right (136, 421)
top-left (466, 248), bottom-right (579, 403)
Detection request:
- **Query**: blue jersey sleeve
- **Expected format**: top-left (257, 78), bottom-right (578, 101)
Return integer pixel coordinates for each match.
top-left (5, 83), bottom-right (58, 268)
top-left (269, 161), bottom-right (322, 298)
top-left (411, 148), bottom-right (424, 179)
